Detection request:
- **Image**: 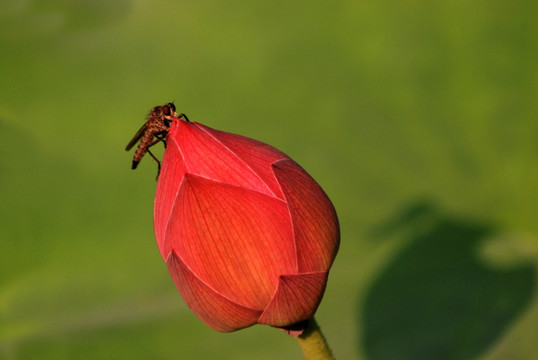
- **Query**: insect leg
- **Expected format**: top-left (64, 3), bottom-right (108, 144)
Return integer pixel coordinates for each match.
top-left (154, 134), bottom-right (167, 148)
top-left (146, 148), bottom-right (162, 179)
top-left (145, 137), bottom-right (169, 179)
top-left (178, 113), bottom-right (190, 122)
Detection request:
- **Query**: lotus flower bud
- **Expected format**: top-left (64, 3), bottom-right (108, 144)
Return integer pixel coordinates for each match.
top-left (154, 117), bottom-right (340, 332)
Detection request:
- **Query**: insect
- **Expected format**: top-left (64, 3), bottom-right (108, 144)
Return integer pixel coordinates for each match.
top-left (125, 102), bottom-right (189, 178)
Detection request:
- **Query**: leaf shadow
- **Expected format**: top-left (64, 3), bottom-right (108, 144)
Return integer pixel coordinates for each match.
top-left (361, 200), bottom-right (536, 360)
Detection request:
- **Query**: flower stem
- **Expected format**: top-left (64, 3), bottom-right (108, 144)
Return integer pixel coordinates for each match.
top-left (296, 317), bottom-right (334, 360)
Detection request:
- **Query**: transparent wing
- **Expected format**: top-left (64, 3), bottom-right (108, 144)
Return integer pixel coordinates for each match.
top-left (125, 123), bottom-right (148, 151)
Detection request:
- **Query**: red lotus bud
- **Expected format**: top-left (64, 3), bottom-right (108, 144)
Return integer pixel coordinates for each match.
top-left (154, 117), bottom-right (340, 333)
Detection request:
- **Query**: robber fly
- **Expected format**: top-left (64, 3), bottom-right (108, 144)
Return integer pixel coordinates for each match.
top-left (125, 102), bottom-right (189, 178)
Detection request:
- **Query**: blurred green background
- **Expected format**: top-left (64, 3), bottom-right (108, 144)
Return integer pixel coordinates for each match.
top-left (1, 0), bottom-right (537, 359)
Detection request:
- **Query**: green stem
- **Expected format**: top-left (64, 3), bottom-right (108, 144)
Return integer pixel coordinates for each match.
top-left (296, 317), bottom-right (334, 360)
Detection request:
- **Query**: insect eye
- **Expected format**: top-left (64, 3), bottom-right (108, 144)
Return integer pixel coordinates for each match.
top-left (163, 105), bottom-right (171, 116)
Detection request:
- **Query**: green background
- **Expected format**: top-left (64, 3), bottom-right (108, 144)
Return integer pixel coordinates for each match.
top-left (1, 1), bottom-right (537, 359)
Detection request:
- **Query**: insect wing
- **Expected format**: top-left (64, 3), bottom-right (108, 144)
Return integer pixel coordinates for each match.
top-left (125, 122), bottom-right (148, 151)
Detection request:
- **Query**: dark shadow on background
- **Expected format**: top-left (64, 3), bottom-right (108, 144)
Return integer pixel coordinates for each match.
top-left (361, 200), bottom-right (536, 360)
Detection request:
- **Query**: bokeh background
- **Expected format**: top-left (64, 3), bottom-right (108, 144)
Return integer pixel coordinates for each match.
top-left (1, 1), bottom-right (537, 359)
